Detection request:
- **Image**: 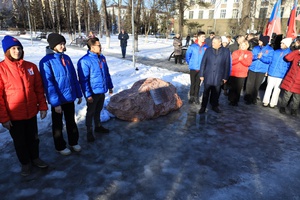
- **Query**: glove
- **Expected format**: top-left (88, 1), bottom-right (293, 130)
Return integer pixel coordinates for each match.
top-left (2, 121), bottom-right (12, 130)
top-left (55, 106), bottom-right (62, 114)
top-left (40, 110), bottom-right (47, 119)
top-left (77, 97), bottom-right (82, 104)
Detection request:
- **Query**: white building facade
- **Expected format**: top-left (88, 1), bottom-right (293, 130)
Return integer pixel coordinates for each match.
top-left (181, 0), bottom-right (299, 36)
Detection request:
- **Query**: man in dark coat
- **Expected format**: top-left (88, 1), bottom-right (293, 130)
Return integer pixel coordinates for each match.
top-left (199, 35), bottom-right (231, 113)
top-left (204, 31), bottom-right (215, 47)
top-left (118, 29), bottom-right (129, 58)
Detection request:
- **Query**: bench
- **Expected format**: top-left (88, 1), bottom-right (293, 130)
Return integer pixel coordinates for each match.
top-left (168, 46), bottom-right (188, 62)
top-left (36, 32), bottom-right (47, 39)
top-left (70, 36), bottom-right (88, 47)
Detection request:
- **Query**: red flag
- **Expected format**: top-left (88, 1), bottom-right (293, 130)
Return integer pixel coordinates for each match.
top-left (287, 0), bottom-right (298, 39)
top-left (264, 0), bottom-right (282, 37)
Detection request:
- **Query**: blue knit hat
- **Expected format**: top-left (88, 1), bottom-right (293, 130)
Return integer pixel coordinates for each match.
top-left (2, 35), bottom-right (23, 53)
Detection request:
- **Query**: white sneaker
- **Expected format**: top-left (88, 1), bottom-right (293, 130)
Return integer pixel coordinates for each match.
top-left (58, 148), bottom-right (71, 156)
top-left (263, 103), bottom-right (268, 107)
top-left (71, 144), bottom-right (82, 152)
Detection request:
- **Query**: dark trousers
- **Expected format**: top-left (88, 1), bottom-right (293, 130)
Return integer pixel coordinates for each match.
top-left (86, 94), bottom-right (105, 128)
top-left (228, 76), bottom-right (245, 104)
top-left (9, 116), bottom-right (39, 165)
top-left (174, 55), bottom-right (182, 64)
top-left (51, 102), bottom-right (79, 151)
top-left (201, 84), bottom-right (222, 108)
top-left (121, 46), bottom-right (126, 58)
top-left (281, 90), bottom-right (300, 110)
top-left (244, 70), bottom-right (265, 103)
top-left (189, 70), bottom-right (201, 98)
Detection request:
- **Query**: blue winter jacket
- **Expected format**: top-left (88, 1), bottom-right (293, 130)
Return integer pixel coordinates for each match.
top-left (185, 43), bottom-right (208, 71)
top-left (249, 44), bottom-right (274, 73)
top-left (77, 51), bottom-right (113, 98)
top-left (39, 48), bottom-right (83, 107)
top-left (267, 48), bottom-right (291, 78)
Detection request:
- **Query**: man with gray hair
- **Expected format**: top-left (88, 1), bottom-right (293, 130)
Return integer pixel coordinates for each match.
top-left (199, 35), bottom-right (231, 113)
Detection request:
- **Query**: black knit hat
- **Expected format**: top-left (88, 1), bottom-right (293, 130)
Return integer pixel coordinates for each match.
top-left (47, 33), bottom-right (66, 50)
top-left (259, 35), bottom-right (270, 46)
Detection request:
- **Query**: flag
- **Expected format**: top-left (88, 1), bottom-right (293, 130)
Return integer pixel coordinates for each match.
top-left (264, 0), bottom-right (282, 38)
top-left (287, 0), bottom-right (298, 39)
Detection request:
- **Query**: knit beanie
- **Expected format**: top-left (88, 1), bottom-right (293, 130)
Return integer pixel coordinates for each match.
top-left (281, 38), bottom-right (293, 48)
top-left (47, 33), bottom-right (66, 50)
top-left (259, 35), bottom-right (270, 46)
top-left (2, 35), bottom-right (23, 53)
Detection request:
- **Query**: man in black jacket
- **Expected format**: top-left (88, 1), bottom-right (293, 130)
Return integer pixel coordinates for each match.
top-left (118, 29), bottom-right (129, 58)
top-left (199, 36), bottom-right (231, 113)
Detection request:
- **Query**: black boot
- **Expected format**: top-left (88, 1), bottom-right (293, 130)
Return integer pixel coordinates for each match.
top-left (188, 96), bottom-right (195, 104)
top-left (95, 126), bottom-right (110, 134)
top-left (198, 107), bottom-right (206, 114)
top-left (279, 107), bottom-right (286, 114)
top-left (291, 109), bottom-right (297, 116)
top-left (87, 127), bottom-right (95, 142)
top-left (194, 97), bottom-right (200, 105)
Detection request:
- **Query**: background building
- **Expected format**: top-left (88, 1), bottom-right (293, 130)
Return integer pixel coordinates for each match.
top-left (179, 0), bottom-right (299, 37)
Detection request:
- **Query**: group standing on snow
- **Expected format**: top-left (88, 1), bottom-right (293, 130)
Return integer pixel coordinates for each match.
top-left (0, 33), bottom-right (113, 176)
top-left (0, 29), bottom-right (300, 177)
top-left (183, 31), bottom-right (300, 115)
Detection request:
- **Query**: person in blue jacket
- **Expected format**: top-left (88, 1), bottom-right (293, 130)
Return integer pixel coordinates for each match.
top-left (198, 36), bottom-right (231, 113)
top-left (77, 37), bottom-right (114, 142)
top-left (244, 35), bottom-right (274, 105)
top-left (39, 33), bottom-right (83, 156)
top-left (185, 31), bottom-right (208, 104)
top-left (262, 38), bottom-right (292, 108)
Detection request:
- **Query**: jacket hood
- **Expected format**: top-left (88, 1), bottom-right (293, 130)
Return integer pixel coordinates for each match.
top-left (46, 46), bottom-right (56, 55)
top-left (45, 46), bottom-right (64, 56)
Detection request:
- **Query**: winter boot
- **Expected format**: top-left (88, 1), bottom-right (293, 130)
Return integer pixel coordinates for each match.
top-left (21, 164), bottom-right (31, 176)
top-left (87, 127), bottom-right (95, 142)
top-left (194, 97), bottom-right (200, 105)
top-left (279, 107), bottom-right (286, 114)
top-left (291, 109), bottom-right (297, 116)
top-left (95, 126), bottom-right (110, 134)
top-left (188, 96), bottom-right (195, 104)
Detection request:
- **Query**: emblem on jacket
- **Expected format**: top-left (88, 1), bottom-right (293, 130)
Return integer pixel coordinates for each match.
top-left (27, 68), bottom-right (34, 75)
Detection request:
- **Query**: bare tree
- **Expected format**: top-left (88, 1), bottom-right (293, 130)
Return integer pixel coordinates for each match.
top-left (102, 0), bottom-right (111, 48)
top-left (238, 0), bottom-right (251, 34)
top-left (76, 0), bottom-right (83, 35)
top-left (118, 0), bottom-right (122, 33)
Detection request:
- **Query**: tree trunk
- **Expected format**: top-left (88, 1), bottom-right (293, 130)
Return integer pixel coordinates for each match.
top-left (102, 0), bottom-right (110, 48)
top-left (178, 0), bottom-right (184, 36)
top-left (118, 0), bottom-right (122, 33)
top-left (39, 0), bottom-right (46, 31)
top-left (238, 0), bottom-right (251, 34)
top-left (133, 0), bottom-right (143, 52)
top-left (76, 0), bottom-right (82, 36)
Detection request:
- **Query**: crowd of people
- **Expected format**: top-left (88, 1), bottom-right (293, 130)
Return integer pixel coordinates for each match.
top-left (0, 33), bottom-right (113, 176)
top-left (184, 31), bottom-right (300, 115)
top-left (0, 30), bottom-right (299, 177)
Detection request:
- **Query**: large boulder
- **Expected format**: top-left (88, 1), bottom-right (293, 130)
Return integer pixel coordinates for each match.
top-left (107, 77), bottom-right (183, 121)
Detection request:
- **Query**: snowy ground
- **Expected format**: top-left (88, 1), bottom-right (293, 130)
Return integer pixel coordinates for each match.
top-left (0, 33), bottom-right (300, 200)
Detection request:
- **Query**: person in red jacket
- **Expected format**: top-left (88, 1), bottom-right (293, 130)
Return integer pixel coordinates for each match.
top-left (228, 41), bottom-right (253, 106)
top-left (0, 36), bottom-right (48, 176)
top-left (279, 49), bottom-right (300, 116)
